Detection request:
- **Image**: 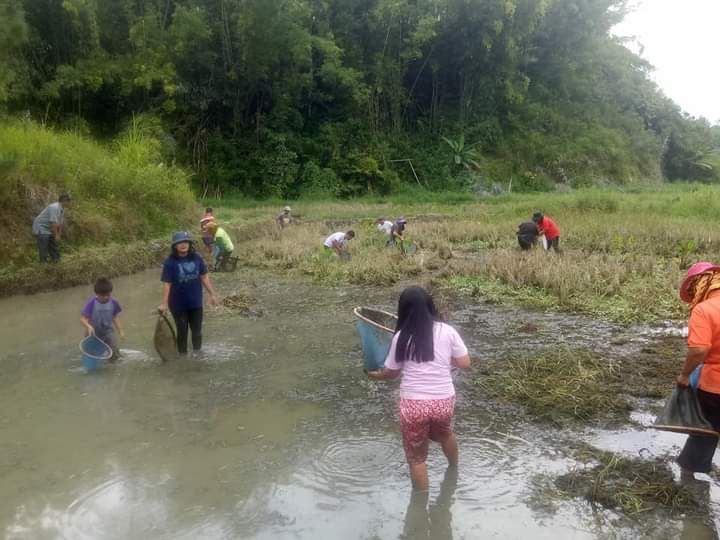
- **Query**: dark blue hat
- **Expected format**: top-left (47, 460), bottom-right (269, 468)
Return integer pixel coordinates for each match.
top-left (171, 231), bottom-right (193, 246)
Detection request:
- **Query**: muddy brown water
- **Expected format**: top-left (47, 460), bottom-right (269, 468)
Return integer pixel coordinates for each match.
top-left (0, 268), bottom-right (718, 539)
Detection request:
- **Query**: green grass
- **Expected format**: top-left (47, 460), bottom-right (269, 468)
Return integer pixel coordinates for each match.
top-left (5, 135), bottom-right (720, 318)
top-left (473, 348), bottom-right (631, 426)
top-left (471, 343), bottom-right (681, 425)
top-left (208, 183), bottom-right (720, 322)
top-left (446, 276), bottom-right (561, 311)
top-left (0, 239), bottom-right (167, 296)
top-left (0, 119), bottom-right (196, 268)
top-left (202, 188), bottom-right (475, 209)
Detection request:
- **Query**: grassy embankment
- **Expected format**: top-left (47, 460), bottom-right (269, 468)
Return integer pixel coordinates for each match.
top-left (213, 185), bottom-right (720, 323)
top-left (0, 120), bottom-right (196, 296)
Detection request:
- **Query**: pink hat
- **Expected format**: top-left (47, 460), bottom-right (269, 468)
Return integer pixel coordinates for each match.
top-left (679, 261), bottom-right (720, 303)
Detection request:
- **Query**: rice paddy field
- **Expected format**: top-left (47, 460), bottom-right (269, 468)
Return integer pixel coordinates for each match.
top-left (4, 184), bottom-right (720, 537)
top-left (211, 184), bottom-right (720, 323)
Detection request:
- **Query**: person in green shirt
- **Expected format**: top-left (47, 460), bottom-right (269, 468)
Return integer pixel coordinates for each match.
top-left (206, 222), bottom-right (235, 270)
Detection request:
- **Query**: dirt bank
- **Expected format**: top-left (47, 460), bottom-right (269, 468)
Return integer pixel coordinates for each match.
top-left (0, 239), bottom-right (168, 297)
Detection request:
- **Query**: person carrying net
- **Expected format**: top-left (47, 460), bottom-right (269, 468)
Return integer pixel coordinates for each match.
top-left (367, 286), bottom-right (471, 490)
top-left (158, 232), bottom-right (218, 356)
top-left (675, 262), bottom-right (720, 479)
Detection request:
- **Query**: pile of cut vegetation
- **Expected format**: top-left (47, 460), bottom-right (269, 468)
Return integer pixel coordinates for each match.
top-left (217, 291), bottom-right (262, 317)
top-left (475, 348), bottom-right (630, 425)
top-left (555, 445), bottom-right (703, 516)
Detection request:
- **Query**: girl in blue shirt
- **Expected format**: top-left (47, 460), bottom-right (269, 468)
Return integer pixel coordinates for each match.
top-left (159, 232), bottom-right (218, 355)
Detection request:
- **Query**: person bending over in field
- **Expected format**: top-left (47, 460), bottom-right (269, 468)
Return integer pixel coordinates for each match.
top-left (32, 193), bottom-right (72, 263)
top-left (516, 220), bottom-right (540, 250)
top-left (376, 218), bottom-right (394, 239)
top-left (205, 222), bottom-right (235, 270)
top-left (323, 230), bottom-right (355, 257)
top-left (200, 208), bottom-right (216, 254)
top-left (532, 212), bottom-right (561, 252)
top-left (390, 217), bottom-right (408, 246)
top-left (276, 206), bottom-right (293, 228)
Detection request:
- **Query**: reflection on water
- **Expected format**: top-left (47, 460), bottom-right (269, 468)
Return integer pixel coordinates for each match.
top-left (401, 466), bottom-right (457, 540)
top-left (0, 268), bottom-right (718, 538)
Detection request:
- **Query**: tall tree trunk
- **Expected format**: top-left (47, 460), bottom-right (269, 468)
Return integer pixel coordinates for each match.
top-left (430, 68), bottom-right (439, 133)
top-left (220, 0), bottom-right (233, 73)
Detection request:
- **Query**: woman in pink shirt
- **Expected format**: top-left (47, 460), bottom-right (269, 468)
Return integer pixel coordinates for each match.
top-left (368, 287), bottom-right (471, 490)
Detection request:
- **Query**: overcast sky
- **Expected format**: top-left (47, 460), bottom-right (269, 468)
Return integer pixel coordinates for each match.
top-left (613, 0), bottom-right (720, 124)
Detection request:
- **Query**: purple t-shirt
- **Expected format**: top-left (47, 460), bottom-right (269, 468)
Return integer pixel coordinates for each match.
top-left (81, 297), bottom-right (122, 319)
top-left (384, 322), bottom-right (469, 400)
top-left (81, 297), bottom-right (122, 337)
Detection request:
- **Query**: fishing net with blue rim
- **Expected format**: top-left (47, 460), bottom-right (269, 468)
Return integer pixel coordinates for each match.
top-left (353, 307), bottom-right (397, 371)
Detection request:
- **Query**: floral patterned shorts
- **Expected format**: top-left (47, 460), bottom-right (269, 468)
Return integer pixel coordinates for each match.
top-left (399, 396), bottom-right (456, 464)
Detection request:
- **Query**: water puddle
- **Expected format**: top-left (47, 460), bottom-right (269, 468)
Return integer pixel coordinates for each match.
top-left (0, 268), bottom-right (717, 538)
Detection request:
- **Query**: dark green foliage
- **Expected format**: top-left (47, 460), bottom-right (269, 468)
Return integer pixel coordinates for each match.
top-left (3, 0), bottom-right (718, 196)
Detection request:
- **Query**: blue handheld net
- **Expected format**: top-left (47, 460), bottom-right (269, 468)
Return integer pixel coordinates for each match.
top-left (79, 334), bottom-right (113, 360)
top-left (353, 307), bottom-right (397, 370)
top-left (79, 334), bottom-right (113, 372)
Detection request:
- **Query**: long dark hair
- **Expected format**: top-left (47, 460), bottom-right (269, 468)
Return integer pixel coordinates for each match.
top-left (394, 286), bottom-right (440, 363)
top-left (170, 243), bottom-right (196, 258)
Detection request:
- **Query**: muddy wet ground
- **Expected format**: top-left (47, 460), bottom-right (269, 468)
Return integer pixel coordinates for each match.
top-left (0, 268), bottom-right (718, 539)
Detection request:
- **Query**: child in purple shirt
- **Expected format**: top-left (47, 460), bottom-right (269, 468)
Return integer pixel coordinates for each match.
top-left (80, 277), bottom-right (124, 360)
top-left (368, 286), bottom-right (471, 491)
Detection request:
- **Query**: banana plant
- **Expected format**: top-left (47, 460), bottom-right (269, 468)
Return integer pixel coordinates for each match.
top-left (441, 134), bottom-right (481, 171)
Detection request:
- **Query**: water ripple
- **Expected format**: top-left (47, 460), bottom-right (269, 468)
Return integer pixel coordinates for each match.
top-left (294, 434), bottom-right (405, 498)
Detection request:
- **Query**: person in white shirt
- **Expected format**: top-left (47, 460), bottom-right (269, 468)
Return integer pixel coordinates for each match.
top-left (376, 218), bottom-right (393, 236)
top-left (323, 230), bottom-right (355, 256)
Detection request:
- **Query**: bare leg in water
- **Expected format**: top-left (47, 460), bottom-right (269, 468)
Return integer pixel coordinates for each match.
top-left (409, 432), bottom-right (458, 490)
top-left (439, 432), bottom-right (459, 466)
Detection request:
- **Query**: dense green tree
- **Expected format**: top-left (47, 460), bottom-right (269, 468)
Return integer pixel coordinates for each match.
top-left (3, 0), bottom-right (717, 195)
top-left (0, 0), bottom-right (28, 102)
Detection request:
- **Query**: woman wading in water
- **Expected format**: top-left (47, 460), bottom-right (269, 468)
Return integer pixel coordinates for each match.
top-left (368, 287), bottom-right (471, 490)
top-left (159, 232), bottom-right (217, 355)
top-left (676, 262), bottom-right (720, 478)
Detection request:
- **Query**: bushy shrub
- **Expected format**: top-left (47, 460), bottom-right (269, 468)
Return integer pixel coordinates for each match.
top-left (299, 161), bottom-right (341, 198)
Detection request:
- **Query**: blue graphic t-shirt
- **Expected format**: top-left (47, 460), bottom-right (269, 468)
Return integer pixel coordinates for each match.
top-left (161, 253), bottom-right (207, 312)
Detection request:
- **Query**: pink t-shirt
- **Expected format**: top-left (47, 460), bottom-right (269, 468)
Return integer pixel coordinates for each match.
top-left (384, 322), bottom-right (469, 400)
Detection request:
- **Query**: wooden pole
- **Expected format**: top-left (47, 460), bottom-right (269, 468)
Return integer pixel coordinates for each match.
top-left (390, 159), bottom-right (424, 187)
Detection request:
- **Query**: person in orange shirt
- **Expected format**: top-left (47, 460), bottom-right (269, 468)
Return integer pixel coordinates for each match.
top-left (676, 261), bottom-right (720, 479)
top-left (532, 212), bottom-right (561, 252)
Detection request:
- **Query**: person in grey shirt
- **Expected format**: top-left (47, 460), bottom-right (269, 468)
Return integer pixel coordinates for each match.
top-left (32, 193), bottom-right (71, 263)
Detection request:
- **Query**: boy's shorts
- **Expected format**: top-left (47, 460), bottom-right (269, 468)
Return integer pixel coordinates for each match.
top-left (399, 396), bottom-right (456, 464)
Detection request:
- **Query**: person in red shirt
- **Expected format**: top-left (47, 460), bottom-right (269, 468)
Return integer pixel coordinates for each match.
top-left (532, 212), bottom-right (561, 252)
top-left (676, 261), bottom-right (720, 479)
